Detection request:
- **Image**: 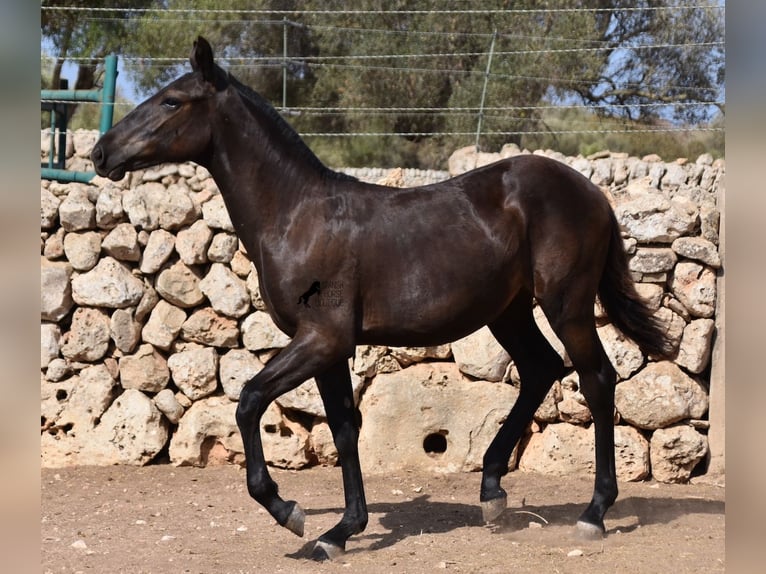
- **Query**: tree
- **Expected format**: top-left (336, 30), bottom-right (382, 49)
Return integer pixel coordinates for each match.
top-left (41, 0), bottom-right (154, 121)
top-left (42, 1), bottom-right (724, 166)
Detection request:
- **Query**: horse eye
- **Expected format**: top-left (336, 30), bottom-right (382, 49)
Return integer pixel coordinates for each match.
top-left (162, 97), bottom-right (182, 110)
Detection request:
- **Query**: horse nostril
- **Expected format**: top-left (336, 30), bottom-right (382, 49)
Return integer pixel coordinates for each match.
top-left (91, 144), bottom-right (104, 166)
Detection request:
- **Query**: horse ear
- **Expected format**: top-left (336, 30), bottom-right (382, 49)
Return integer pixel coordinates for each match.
top-left (190, 36), bottom-right (216, 84)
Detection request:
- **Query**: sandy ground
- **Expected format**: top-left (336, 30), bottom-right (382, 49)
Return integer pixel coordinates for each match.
top-left (41, 464), bottom-right (724, 574)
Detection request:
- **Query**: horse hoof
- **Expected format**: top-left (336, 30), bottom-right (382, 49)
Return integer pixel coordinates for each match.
top-left (576, 519), bottom-right (605, 540)
top-left (311, 540), bottom-right (345, 561)
top-left (481, 495), bottom-right (508, 523)
top-left (283, 502), bottom-right (305, 537)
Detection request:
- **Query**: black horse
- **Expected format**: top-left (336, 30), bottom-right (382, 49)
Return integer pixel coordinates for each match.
top-left (92, 37), bottom-right (672, 561)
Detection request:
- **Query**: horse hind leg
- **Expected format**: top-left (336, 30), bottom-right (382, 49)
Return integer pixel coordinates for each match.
top-left (481, 293), bottom-right (566, 522)
top-left (538, 295), bottom-right (618, 538)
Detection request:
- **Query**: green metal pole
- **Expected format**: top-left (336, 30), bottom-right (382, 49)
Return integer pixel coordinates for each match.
top-left (99, 55), bottom-right (118, 135)
top-left (40, 89), bottom-right (102, 102)
top-left (41, 168), bottom-right (96, 183)
top-left (475, 30), bottom-right (497, 152)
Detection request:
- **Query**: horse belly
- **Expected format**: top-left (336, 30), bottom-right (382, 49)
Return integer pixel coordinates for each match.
top-left (358, 252), bottom-right (521, 347)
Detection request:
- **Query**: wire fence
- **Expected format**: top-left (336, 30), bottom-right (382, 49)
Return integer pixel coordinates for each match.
top-left (41, 3), bottom-right (725, 160)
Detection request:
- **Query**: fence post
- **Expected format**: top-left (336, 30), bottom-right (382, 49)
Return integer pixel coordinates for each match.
top-left (282, 17), bottom-right (288, 110)
top-left (41, 55), bottom-right (119, 182)
top-left (475, 29), bottom-right (497, 152)
top-left (99, 55), bottom-right (118, 135)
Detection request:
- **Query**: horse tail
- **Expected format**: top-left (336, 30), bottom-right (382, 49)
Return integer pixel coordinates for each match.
top-left (598, 211), bottom-right (675, 359)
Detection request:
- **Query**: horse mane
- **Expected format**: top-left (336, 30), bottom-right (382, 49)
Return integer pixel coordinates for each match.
top-left (226, 72), bottom-right (356, 182)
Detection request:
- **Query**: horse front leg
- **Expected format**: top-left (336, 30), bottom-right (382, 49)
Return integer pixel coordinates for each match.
top-left (235, 331), bottom-right (350, 538)
top-left (311, 360), bottom-right (368, 560)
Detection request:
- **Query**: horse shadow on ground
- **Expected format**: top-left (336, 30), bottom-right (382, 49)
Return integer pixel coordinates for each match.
top-left (285, 493), bottom-right (724, 559)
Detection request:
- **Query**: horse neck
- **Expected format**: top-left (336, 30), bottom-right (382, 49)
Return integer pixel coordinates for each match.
top-left (204, 88), bottom-right (333, 261)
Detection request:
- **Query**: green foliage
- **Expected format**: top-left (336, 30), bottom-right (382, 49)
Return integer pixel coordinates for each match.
top-left (42, 1), bottom-right (725, 167)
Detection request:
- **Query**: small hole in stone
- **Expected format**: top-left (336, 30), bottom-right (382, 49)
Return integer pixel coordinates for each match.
top-left (264, 424), bottom-right (278, 434)
top-left (56, 389), bottom-right (68, 401)
top-left (423, 431), bottom-right (448, 456)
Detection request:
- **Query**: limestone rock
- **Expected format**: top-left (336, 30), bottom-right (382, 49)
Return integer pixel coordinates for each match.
top-left (676, 318), bottom-right (716, 374)
top-left (41, 188), bottom-right (61, 229)
top-left (199, 263), bottom-right (250, 318)
top-left (246, 269), bottom-right (267, 311)
top-left (447, 145), bottom-right (501, 176)
top-left (43, 228), bottom-right (66, 260)
top-left (276, 370), bottom-right (364, 417)
top-left (597, 323), bottom-right (644, 379)
top-left (533, 381), bottom-right (562, 423)
top-left (635, 283), bottom-right (664, 311)
top-left (42, 383), bottom-right (169, 468)
top-left (41, 323), bottom-right (61, 368)
top-left (614, 195), bottom-right (698, 243)
top-left (93, 389), bottom-right (169, 465)
top-left (615, 362), bottom-right (708, 430)
top-left (207, 232), bottom-right (239, 263)
top-left (309, 421), bottom-right (339, 466)
top-left (557, 397), bottom-right (592, 425)
top-left (168, 346), bottom-right (219, 401)
top-left (650, 424), bottom-right (708, 483)
top-left (614, 425), bottom-right (651, 481)
top-left (358, 363), bottom-right (520, 473)
top-left (123, 182), bottom-right (197, 231)
top-left (119, 344), bottom-right (170, 393)
top-left (169, 396), bottom-right (244, 466)
top-left (72, 129), bottom-right (97, 158)
top-left (671, 262), bottom-right (717, 318)
top-left (241, 311), bottom-right (291, 351)
top-left (219, 349), bottom-right (264, 400)
top-left (61, 307), bottom-right (110, 362)
top-left (58, 187), bottom-right (95, 231)
top-left (41, 258), bottom-right (73, 321)
top-left (180, 308), bottom-right (240, 348)
top-left (629, 247), bottom-right (677, 274)
top-left (175, 220), bottom-right (213, 265)
top-left (153, 388), bottom-right (185, 424)
top-left (109, 308), bottom-right (142, 353)
top-left (141, 300), bottom-right (187, 350)
top-left (95, 185), bottom-right (125, 229)
top-left (353, 345), bottom-right (392, 378)
top-left (671, 237), bottom-right (721, 268)
top-left (519, 423), bottom-right (594, 475)
top-left (518, 423), bottom-right (649, 481)
top-left (230, 251), bottom-right (253, 276)
top-left (590, 158), bottom-right (613, 186)
top-left (41, 365), bottom-right (119, 467)
top-left (155, 260), bottom-right (205, 308)
top-left (140, 229), bottom-right (175, 274)
top-left (699, 204), bottom-right (720, 245)
top-left (261, 404), bottom-right (313, 469)
top-left (71, 257), bottom-right (145, 308)
top-left (389, 345), bottom-right (452, 367)
top-left (50, 364), bottom-right (117, 432)
top-left (451, 326), bottom-right (511, 381)
top-left (201, 194), bottom-right (234, 231)
top-left (101, 223), bottom-right (141, 262)
top-left (142, 164), bottom-right (178, 181)
top-left (662, 162), bottom-right (688, 188)
top-left (63, 231), bottom-right (102, 271)
top-left (44, 358), bottom-right (71, 382)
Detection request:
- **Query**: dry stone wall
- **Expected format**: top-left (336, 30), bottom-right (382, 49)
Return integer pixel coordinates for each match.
top-left (41, 131), bottom-right (724, 483)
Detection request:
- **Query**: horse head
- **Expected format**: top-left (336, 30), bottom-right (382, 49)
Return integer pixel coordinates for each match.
top-left (92, 36), bottom-right (227, 181)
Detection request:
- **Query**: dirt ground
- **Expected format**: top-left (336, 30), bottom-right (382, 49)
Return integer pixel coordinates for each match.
top-left (41, 464), bottom-right (724, 574)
